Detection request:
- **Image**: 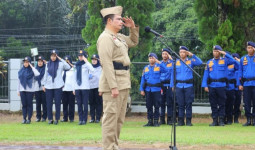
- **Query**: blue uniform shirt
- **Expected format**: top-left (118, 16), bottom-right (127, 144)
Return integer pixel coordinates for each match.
top-left (226, 60), bottom-right (239, 90)
top-left (160, 60), bottom-right (173, 87)
top-left (170, 54), bottom-right (203, 88)
top-left (202, 53), bottom-right (235, 88)
top-left (237, 54), bottom-right (255, 86)
top-left (140, 63), bottom-right (167, 92)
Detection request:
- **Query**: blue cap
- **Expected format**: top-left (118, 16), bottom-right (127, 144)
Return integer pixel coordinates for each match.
top-left (179, 46), bottom-right (189, 51)
top-left (50, 49), bottom-right (59, 55)
top-left (232, 53), bottom-right (240, 59)
top-left (91, 54), bottom-right (99, 59)
top-left (247, 41), bottom-right (255, 48)
top-left (36, 55), bottom-right (45, 61)
top-left (23, 56), bottom-right (31, 63)
top-left (78, 50), bottom-right (88, 58)
top-left (64, 55), bottom-right (72, 64)
top-left (148, 53), bottom-right (158, 59)
top-left (162, 48), bottom-right (171, 54)
top-left (213, 45), bottom-right (222, 51)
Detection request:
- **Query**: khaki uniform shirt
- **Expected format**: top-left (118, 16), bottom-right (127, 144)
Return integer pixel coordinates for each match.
top-left (97, 27), bottom-right (139, 92)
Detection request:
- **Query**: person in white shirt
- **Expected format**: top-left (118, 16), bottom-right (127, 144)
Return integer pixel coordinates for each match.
top-left (41, 50), bottom-right (71, 125)
top-left (89, 54), bottom-right (102, 123)
top-left (61, 55), bottom-right (75, 122)
top-left (74, 50), bottom-right (94, 125)
top-left (17, 56), bottom-right (40, 124)
top-left (34, 56), bottom-right (47, 122)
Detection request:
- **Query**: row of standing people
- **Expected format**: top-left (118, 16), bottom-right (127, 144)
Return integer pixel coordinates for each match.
top-left (17, 49), bottom-right (102, 125)
top-left (140, 44), bottom-right (248, 127)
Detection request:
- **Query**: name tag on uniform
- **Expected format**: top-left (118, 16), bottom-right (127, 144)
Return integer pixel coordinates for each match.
top-left (167, 63), bottom-right (172, 67)
top-left (154, 67), bottom-right (160, 71)
top-left (219, 60), bottom-right (225, 65)
top-left (186, 60), bottom-right (191, 65)
top-left (144, 67), bottom-right (149, 72)
top-left (228, 64), bottom-right (234, 69)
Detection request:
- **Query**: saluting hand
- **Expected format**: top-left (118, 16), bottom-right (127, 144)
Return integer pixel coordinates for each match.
top-left (56, 55), bottom-right (62, 60)
top-left (83, 56), bottom-right (88, 63)
top-left (29, 63), bottom-right (34, 68)
top-left (219, 51), bottom-right (226, 55)
top-left (123, 16), bottom-right (135, 28)
top-left (167, 53), bottom-right (173, 60)
top-left (187, 51), bottom-right (193, 57)
top-left (234, 57), bottom-right (240, 62)
top-left (43, 60), bottom-right (47, 64)
top-left (154, 57), bottom-right (161, 64)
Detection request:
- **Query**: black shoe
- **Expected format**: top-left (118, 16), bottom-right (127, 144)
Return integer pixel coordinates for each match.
top-left (70, 120), bottom-right (74, 123)
top-left (186, 118), bottom-right (193, 126)
top-left (82, 121), bottom-right (86, 125)
top-left (54, 120), bottom-right (58, 125)
top-left (177, 117), bottom-right (185, 126)
top-left (143, 119), bottom-right (154, 127)
top-left (61, 119), bottom-right (68, 122)
top-left (78, 121), bottom-right (83, 125)
top-left (26, 120), bottom-right (31, 124)
top-left (89, 120), bottom-right (95, 123)
top-left (234, 116), bottom-right (239, 123)
top-left (95, 120), bottom-right (100, 123)
top-left (36, 119), bottom-right (41, 122)
top-left (224, 116), bottom-right (228, 124)
top-left (22, 120), bottom-right (27, 124)
top-left (41, 119), bottom-right (46, 122)
top-left (48, 120), bottom-right (53, 124)
top-left (154, 119), bottom-right (160, 127)
top-left (167, 117), bottom-right (173, 125)
top-left (227, 116), bottom-right (233, 125)
top-left (209, 118), bottom-right (218, 126)
top-left (218, 117), bottom-right (225, 126)
top-left (243, 117), bottom-right (251, 126)
top-left (159, 117), bottom-right (166, 125)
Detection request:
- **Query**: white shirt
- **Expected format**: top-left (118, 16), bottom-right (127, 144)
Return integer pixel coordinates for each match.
top-left (41, 59), bottom-right (71, 89)
top-left (17, 67), bottom-right (40, 93)
top-left (63, 67), bottom-right (75, 91)
top-left (74, 62), bottom-right (94, 90)
top-left (89, 66), bottom-right (102, 89)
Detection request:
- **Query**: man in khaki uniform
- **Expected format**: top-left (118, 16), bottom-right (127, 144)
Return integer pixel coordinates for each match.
top-left (97, 6), bottom-right (139, 150)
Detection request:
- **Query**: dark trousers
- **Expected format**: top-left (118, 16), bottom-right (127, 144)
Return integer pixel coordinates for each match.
top-left (225, 90), bottom-right (235, 118)
top-left (75, 89), bottom-right (89, 122)
top-left (209, 87), bottom-right (226, 118)
top-left (89, 88), bottom-right (102, 121)
top-left (145, 91), bottom-right (160, 120)
top-left (176, 86), bottom-right (194, 118)
top-left (160, 86), bottom-right (173, 117)
top-left (35, 91), bottom-right (47, 120)
top-left (243, 86), bottom-right (255, 118)
top-left (46, 88), bottom-right (62, 121)
top-left (20, 92), bottom-right (34, 120)
top-left (62, 91), bottom-right (75, 121)
top-left (233, 90), bottom-right (241, 117)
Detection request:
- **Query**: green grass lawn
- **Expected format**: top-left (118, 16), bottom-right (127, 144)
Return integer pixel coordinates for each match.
top-left (0, 120), bottom-right (254, 146)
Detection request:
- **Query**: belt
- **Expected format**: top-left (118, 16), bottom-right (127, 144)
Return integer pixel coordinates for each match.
top-left (143, 83), bottom-right (161, 88)
top-left (113, 61), bottom-right (129, 70)
top-left (228, 79), bottom-right (236, 84)
top-left (208, 78), bottom-right (227, 84)
top-left (242, 77), bottom-right (255, 82)
top-left (161, 80), bottom-right (170, 84)
top-left (176, 79), bottom-right (193, 84)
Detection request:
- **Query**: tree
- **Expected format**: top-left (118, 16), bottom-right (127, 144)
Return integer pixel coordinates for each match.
top-left (194, 0), bottom-right (255, 58)
top-left (152, 0), bottom-right (202, 58)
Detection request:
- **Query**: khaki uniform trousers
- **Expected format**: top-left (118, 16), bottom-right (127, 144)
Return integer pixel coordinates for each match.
top-left (102, 89), bottom-right (129, 150)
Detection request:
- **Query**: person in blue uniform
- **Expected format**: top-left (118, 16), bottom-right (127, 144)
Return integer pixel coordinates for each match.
top-left (202, 45), bottom-right (235, 126)
top-left (170, 46), bottom-right (203, 126)
top-left (89, 54), bottom-right (102, 123)
top-left (232, 53), bottom-right (242, 123)
top-left (34, 56), bottom-right (47, 122)
top-left (61, 55), bottom-right (75, 122)
top-left (238, 41), bottom-right (255, 126)
top-left (17, 56), bottom-right (40, 124)
top-left (74, 50), bottom-right (94, 125)
top-left (42, 50), bottom-right (71, 125)
top-left (140, 53), bottom-right (169, 127)
top-left (159, 48), bottom-right (173, 125)
top-left (225, 52), bottom-right (239, 125)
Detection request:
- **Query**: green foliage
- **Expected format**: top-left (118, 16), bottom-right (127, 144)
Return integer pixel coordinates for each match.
top-left (194, 0), bottom-right (255, 58)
